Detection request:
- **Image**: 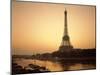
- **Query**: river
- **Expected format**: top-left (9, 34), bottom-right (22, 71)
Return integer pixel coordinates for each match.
top-left (13, 58), bottom-right (96, 72)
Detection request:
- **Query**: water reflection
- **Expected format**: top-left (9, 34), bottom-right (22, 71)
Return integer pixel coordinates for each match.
top-left (14, 58), bottom-right (96, 72)
top-left (68, 64), bottom-right (95, 70)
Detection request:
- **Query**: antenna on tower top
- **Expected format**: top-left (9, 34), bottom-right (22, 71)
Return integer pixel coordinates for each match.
top-left (65, 8), bottom-right (67, 13)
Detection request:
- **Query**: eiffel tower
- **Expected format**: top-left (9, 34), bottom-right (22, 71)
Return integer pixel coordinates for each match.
top-left (59, 9), bottom-right (73, 52)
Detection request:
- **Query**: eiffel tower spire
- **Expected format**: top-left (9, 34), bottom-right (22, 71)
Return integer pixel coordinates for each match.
top-left (64, 9), bottom-right (68, 35)
top-left (59, 9), bottom-right (73, 52)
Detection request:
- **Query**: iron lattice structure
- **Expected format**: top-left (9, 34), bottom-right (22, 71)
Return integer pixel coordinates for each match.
top-left (59, 9), bottom-right (73, 52)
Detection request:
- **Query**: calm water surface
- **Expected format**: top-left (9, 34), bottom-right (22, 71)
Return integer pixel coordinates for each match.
top-left (14, 58), bottom-right (96, 72)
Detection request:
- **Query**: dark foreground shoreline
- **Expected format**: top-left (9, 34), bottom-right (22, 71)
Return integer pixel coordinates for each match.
top-left (12, 48), bottom-right (96, 74)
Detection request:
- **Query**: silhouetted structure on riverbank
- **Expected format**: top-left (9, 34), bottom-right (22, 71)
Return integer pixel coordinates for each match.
top-left (59, 9), bottom-right (73, 53)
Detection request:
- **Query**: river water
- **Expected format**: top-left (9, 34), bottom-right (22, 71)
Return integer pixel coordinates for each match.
top-left (13, 58), bottom-right (96, 72)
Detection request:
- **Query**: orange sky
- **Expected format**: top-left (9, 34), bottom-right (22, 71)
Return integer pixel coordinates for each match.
top-left (12, 1), bottom-right (96, 55)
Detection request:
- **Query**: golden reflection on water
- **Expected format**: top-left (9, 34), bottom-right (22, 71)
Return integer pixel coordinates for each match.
top-left (14, 59), bottom-right (63, 71)
top-left (68, 64), bottom-right (84, 70)
top-left (44, 61), bottom-right (63, 71)
top-left (68, 63), bottom-right (95, 70)
top-left (14, 59), bottom-right (95, 71)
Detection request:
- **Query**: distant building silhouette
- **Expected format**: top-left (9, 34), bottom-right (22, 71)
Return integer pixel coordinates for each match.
top-left (59, 9), bottom-right (73, 52)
